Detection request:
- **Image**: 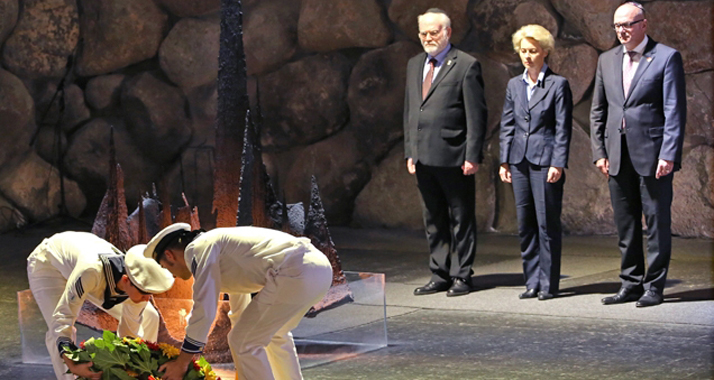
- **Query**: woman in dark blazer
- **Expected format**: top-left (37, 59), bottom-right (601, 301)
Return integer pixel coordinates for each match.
top-left (499, 24), bottom-right (572, 300)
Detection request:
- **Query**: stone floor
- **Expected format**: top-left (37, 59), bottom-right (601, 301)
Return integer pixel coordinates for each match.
top-left (0, 219), bottom-right (712, 379)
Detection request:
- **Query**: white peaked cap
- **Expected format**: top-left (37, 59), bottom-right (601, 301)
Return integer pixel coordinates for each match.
top-left (144, 223), bottom-right (192, 261)
top-left (125, 244), bottom-right (175, 294)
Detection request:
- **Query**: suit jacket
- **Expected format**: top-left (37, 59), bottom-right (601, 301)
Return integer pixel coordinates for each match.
top-left (499, 68), bottom-right (572, 168)
top-left (590, 38), bottom-right (686, 176)
top-left (403, 47), bottom-right (487, 167)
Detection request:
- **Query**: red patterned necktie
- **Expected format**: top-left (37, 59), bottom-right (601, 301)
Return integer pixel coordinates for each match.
top-left (422, 58), bottom-right (437, 100)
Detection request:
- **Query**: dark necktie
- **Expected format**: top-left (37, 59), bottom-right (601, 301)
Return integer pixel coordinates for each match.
top-left (422, 58), bottom-right (437, 100)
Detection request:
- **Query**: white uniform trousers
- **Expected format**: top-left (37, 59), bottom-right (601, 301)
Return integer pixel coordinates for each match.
top-left (27, 245), bottom-right (160, 380)
top-left (227, 247), bottom-right (332, 380)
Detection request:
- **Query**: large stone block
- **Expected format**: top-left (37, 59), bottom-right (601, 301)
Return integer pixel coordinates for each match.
top-left (77, 0), bottom-right (168, 76)
top-left (561, 123), bottom-right (614, 235)
top-left (258, 53), bottom-right (352, 151)
top-left (352, 144), bottom-right (422, 229)
top-left (646, 1), bottom-right (713, 74)
top-left (388, 0), bottom-right (470, 44)
top-left (156, 0), bottom-right (219, 17)
top-left (0, 193), bottom-right (26, 233)
top-left (469, 0), bottom-right (558, 62)
top-left (298, 0), bottom-right (391, 52)
top-left (121, 71), bottom-right (192, 164)
top-left (467, 52), bottom-right (512, 141)
top-left (347, 41), bottom-right (423, 161)
top-left (283, 129), bottom-right (371, 225)
top-left (0, 151), bottom-right (85, 221)
top-left (550, 0), bottom-right (620, 51)
top-left (0, 69), bottom-right (34, 170)
top-left (63, 118), bottom-right (163, 210)
top-left (512, 1), bottom-right (559, 39)
top-left (85, 74), bottom-right (125, 110)
top-left (0, 0), bottom-right (18, 46)
top-left (548, 42), bottom-right (598, 105)
top-left (2, 0), bottom-right (79, 79)
top-left (672, 145), bottom-right (714, 238)
top-left (159, 17), bottom-right (220, 90)
top-left (185, 83), bottom-right (218, 148)
top-left (683, 71), bottom-right (713, 149)
top-left (244, 0), bottom-right (300, 76)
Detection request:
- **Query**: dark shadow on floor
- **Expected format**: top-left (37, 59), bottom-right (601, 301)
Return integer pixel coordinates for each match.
top-left (471, 273), bottom-right (524, 289)
top-left (664, 287), bottom-right (714, 303)
top-left (557, 282), bottom-right (622, 298)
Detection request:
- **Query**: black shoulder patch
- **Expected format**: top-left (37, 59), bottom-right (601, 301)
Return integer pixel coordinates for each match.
top-left (74, 278), bottom-right (84, 299)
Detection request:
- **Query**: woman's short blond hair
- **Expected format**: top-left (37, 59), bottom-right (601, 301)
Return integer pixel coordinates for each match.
top-left (512, 24), bottom-right (555, 54)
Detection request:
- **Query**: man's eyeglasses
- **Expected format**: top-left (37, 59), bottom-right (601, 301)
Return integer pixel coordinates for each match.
top-left (418, 28), bottom-right (443, 39)
top-left (612, 19), bottom-right (644, 30)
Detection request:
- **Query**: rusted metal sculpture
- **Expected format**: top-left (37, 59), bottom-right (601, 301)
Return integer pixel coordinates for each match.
top-left (84, 0), bottom-right (356, 364)
top-left (212, 0), bottom-right (249, 228)
top-left (304, 176), bottom-right (354, 316)
top-left (91, 128), bottom-right (132, 251)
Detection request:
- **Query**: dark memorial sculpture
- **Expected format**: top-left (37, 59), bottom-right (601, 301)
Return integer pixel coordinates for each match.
top-left (83, 0), bottom-right (354, 363)
top-left (212, 0), bottom-right (248, 229)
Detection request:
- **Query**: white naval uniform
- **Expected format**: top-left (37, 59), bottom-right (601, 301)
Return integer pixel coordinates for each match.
top-left (180, 227), bottom-right (332, 380)
top-left (26, 232), bottom-right (160, 380)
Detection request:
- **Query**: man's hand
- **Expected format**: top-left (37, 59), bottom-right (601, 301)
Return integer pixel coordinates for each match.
top-left (499, 164), bottom-right (511, 183)
top-left (656, 159), bottom-right (674, 179)
top-left (547, 167), bottom-right (563, 183)
top-left (63, 355), bottom-right (102, 380)
top-left (406, 158), bottom-right (416, 175)
top-left (159, 351), bottom-right (194, 380)
top-left (595, 158), bottom-right (609, 178)
top-left (462, 160), bottom-right (479, 176)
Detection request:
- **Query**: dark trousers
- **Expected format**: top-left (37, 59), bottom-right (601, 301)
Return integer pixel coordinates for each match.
top-left (608, 137), bottom-right (673, 293)
top-left (415, 163), bottom-right (476, 284)
top-left (511, 161), bottom-right (564, 293)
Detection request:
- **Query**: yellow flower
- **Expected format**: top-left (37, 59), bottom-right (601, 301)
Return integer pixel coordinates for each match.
top-left (204, 371), bottom-right (217, 380)
top-left (158, 343), bottom-right (180, 359)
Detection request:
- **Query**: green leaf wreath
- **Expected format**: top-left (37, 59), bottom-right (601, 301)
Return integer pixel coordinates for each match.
top-left (64, 330), bottom-right (221, 380)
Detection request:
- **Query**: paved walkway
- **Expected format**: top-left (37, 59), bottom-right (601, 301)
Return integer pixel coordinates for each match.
top-left (0, 221), bottom-right (711, 379)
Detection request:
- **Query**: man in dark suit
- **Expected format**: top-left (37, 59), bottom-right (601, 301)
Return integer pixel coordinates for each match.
top-left (590, 2), bottom-right (686, 307)
top-left (404, 8), bottom-right (487, 297)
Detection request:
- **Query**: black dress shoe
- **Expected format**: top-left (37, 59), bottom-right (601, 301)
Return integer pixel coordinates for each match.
top-left (519, 289), bottom-right (538, 299)
top-left (414, 280), bottom-right (451, 295)
top-left (601, 287), bottom-right (643, 305)
top-left (537, 291), bottom-right (555, 300)
top-left (636, 290), bottom-right (663, 307)
top-left (446, 278), bottom-right (471, 297)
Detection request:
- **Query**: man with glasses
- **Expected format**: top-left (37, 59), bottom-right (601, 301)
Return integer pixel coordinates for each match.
top-left (403, 8), bottom-right (487, 297)
top-left (590, 2), bottom-right (686, 307)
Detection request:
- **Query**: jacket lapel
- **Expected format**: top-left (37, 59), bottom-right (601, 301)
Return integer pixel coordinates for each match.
top-left (528, 69), bottom-right (554, 110)
top-left (625, 39), bottom-right (657, 103)
top-left (415, 52), bottom-right (427, 101)
top-left (423, 49), bottom-right (458, 103)
top-left (613, 48), bottom-right (625, 103)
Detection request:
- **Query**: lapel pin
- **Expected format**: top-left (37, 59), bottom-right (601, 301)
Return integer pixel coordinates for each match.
top-left (447, 60), bottom-right (452, 66)
top-left (646, 56), bottom-right (652, 62)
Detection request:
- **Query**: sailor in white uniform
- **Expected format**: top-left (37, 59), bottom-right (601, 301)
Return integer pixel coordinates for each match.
top-left (26, 232), bottom-right (174, 380)
top-left (144, 223), bottom-right (333, 380)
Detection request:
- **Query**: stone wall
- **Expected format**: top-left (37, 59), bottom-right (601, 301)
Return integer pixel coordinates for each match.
top-left (0, 0), bottom-right (712, 238)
